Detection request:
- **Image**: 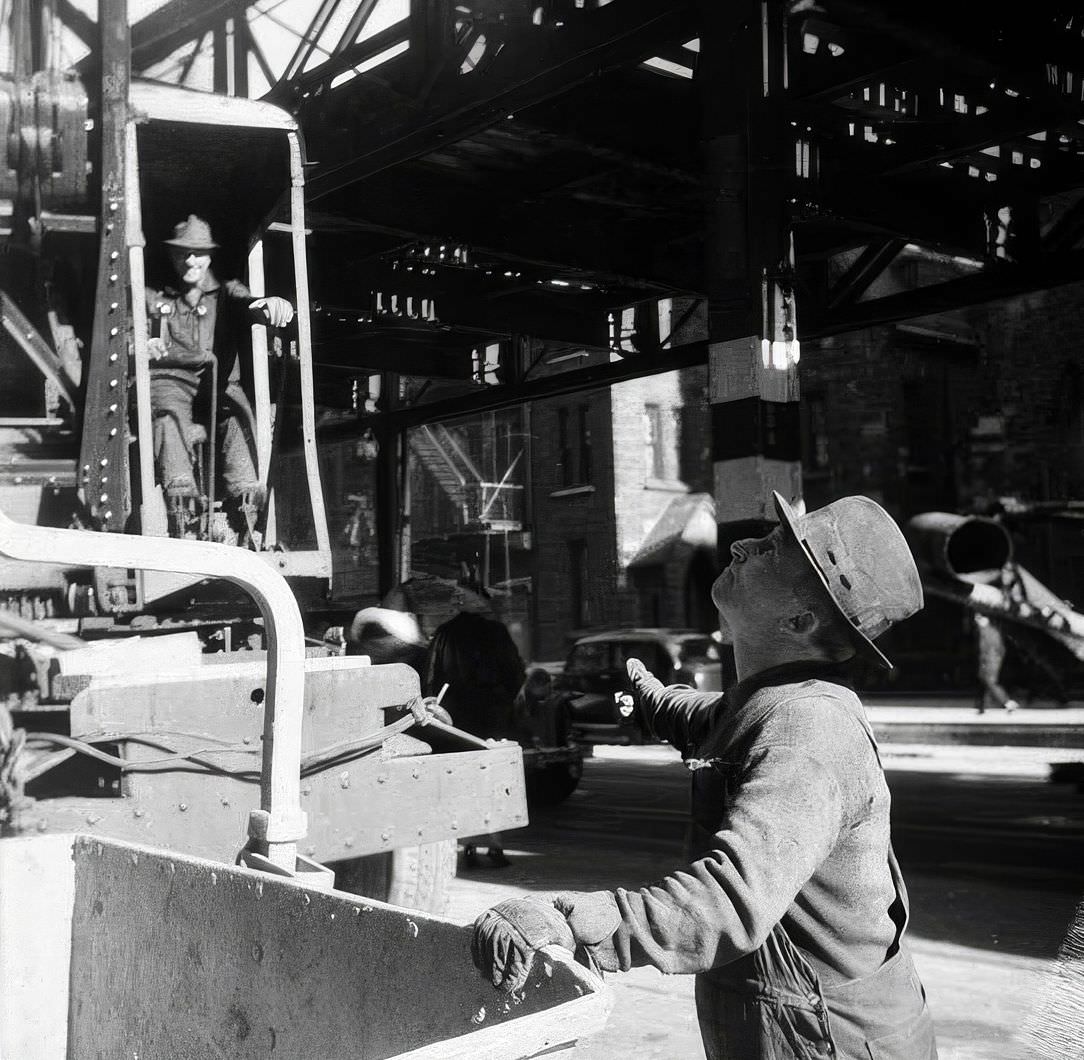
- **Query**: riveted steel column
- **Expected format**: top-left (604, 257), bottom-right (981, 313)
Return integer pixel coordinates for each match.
top-left (77, 0), bottom-right (131, 531)
top-left (700, 0), bottom-right (802, 555)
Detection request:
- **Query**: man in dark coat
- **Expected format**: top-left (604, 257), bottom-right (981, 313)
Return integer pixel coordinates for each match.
top-left (427, 609), bottom-right (526, 867)
top-left (471, 492), bottom-right (938, 1059)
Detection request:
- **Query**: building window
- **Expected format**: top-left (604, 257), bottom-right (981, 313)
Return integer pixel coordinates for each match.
top-left (902, 380), bottom-right (933, 473)
top-left (578, 405), bottom-right (592, 484)
top-left (644, 403), bottom-right (665, 479)
top-left (558, 404), bottom-right (592, 486)
top-left (803, 392), bottom-right (830, 472)
top-left (569, 539), bottom-right (588, 628)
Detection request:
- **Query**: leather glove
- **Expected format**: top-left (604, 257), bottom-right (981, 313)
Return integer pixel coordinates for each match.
top-left (471, 897), bottom-right (575, 994)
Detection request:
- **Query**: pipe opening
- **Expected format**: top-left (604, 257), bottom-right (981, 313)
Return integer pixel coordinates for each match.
top-left (943, 519), bottom-right (1013, 579)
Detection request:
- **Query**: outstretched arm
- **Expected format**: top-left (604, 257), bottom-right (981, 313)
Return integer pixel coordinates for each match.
top-left (472, 700), bottom-right (853, 989)
top-left (626, 657), bottom-right (723, 753)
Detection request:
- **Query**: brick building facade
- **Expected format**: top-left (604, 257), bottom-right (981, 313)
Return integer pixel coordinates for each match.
top-left (530, 364), bottom-right (716, 661)
top-left (404, 262), bottom-right (1084, 687)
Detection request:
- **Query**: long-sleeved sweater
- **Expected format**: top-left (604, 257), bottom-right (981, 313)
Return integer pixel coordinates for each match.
top-left (577, 662), bottom-right (901, 988)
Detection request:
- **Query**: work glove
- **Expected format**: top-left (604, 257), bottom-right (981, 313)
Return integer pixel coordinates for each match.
top-left (626, 656), bottom-right (662, 691)
top-left (250, 296), bottom-right (295, 328)
top-left (625, 657), bottom-right (667, 730)
top-left (472, 891), bottom-right (622, 993)
top-left (405, 694), bottom-right (453, 727)
top-left (472, 897), bottom-right (576, 994)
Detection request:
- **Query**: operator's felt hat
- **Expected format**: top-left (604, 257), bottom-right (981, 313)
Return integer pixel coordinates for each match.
top-left (773, 491), bottom-right (923, 670)
top-left (165, 215), bottom-right (218, 251)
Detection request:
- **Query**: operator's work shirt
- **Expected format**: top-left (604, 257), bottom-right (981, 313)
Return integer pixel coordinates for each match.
top-left (145, 276), bottom-right (252, 377)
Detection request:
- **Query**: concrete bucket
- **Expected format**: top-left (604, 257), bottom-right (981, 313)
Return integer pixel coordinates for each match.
top-left (1, 832), bottom-right (611, 1059)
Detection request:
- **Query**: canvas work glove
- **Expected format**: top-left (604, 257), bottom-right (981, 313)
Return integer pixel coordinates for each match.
top-left (626, 656), bottom-right (663, 695)
top-left (471, 891), bottom-right (621, 994)
top-left (250, 296), bottom-right (294, 328)
top-left (472, 898), bottom-right (575, 994)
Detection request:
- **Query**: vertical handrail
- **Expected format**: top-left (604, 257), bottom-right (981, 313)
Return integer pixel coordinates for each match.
top-left (247, 238), bottom-right (273, 486)
top-left (0, 512), bottom-right (307, 871)
top-left (287, 130), bottom-right (332, 557)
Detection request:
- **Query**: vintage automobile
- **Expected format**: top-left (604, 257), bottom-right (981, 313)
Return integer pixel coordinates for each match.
top-left (555, 628), bottom-right (725, 744)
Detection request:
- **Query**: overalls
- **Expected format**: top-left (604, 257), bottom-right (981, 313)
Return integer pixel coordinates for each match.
top-left (689, 670), bottom-right (938, 1060)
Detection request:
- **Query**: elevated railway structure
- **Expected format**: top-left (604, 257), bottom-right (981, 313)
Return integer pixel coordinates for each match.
top-left (2, 0), bottom-right (1084, 913)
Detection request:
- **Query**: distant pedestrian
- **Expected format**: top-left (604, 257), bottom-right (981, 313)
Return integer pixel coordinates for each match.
top-left (471, 492), bottom-right (938, 1059)
top-left (974, 614), bottom-right (1018, 713)
top-left (426, 609), bottom-right (526, 868)
top-left (345, 606), bottom-right (428, 678)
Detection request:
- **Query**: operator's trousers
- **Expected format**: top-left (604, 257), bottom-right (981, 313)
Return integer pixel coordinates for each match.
top-left (151, 367), bottom-right (258, 498)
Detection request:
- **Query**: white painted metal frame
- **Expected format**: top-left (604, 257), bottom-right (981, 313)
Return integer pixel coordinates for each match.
top-left (0, 511), bottom-right (307, 871)
top-left (123, 83), bottom-right (333, 572)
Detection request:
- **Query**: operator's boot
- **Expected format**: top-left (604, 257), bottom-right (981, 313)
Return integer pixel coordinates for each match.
top-left (165, 479), bottom-right (200, 539)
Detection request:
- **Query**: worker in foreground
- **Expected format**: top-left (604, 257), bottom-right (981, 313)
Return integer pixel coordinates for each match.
top-left (471, 491), bottom-right (938, 1059)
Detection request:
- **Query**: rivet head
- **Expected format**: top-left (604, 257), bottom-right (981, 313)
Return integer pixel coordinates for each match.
top-left (109, 250), bottom-right (119, 260)
top-left (109, 327), bottom-right (119, 337)
top-left (108, 428), bottom-right (117, 437)
top-left (109, 273), bottom-right (118, 283)
top-left (178, 803), bottom-right (187, 812)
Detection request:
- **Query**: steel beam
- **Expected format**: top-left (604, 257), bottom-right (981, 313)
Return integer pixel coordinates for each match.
top-left (826, 239), bottom-right (906, 309)
top-left (1044, 195), bottom-right (1084, 253)
top-left (302, 0), bottom-right (697, 200)
top-left (317, 340), bottom-right (710, 436)
top-left (805, 250), bottom-right (1084, 337)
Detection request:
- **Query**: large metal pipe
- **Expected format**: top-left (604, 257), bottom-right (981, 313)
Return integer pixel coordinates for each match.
top-left (905, 512), bottom-right (1013, 585)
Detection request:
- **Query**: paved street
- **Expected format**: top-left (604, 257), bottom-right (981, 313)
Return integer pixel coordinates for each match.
top-left (446, 743), bottom-right (1084, 1060)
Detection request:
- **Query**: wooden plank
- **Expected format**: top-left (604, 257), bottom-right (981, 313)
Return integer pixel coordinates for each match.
top-left (17, 742), bottom-right (528, 863)
top-left (64, 835), bottom-right (611, 1059)
top-left (56, 657), bottom-right (528, 861)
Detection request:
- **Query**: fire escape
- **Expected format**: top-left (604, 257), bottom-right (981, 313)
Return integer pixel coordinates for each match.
top-left (408, 424), bottom-right (523, 534)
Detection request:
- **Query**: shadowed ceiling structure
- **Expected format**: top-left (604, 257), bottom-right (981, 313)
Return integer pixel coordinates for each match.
top-left (19, 0), bottom-right (1084, 425)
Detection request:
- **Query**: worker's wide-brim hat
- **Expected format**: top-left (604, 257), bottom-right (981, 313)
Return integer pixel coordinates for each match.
top-left (772, 491), bottom-right (923, 670)
top-left (164, 214), bottom-right (218, 250)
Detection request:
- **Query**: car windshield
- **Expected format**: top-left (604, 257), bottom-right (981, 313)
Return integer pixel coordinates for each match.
top-left (676, 637), bottom-right (719, 665)
top-left (566, 641), bottom-right (609, 676)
